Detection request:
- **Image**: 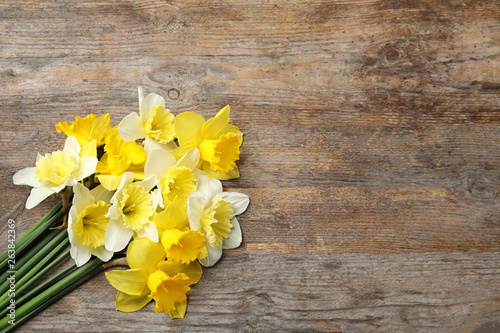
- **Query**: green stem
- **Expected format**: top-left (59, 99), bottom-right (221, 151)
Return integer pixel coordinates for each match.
top-left (0, 258), bottom-right (104, 332)
top-left (0, 201), bottom-right (63, 274)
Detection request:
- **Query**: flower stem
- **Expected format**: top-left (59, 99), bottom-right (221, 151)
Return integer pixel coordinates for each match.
top-left (0, 258), bottom-right (104, 332)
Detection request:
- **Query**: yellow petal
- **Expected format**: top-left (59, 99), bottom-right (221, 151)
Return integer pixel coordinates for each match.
top-left (80, 140), bottom-right (97, 158)
top-left (201, 105), bottom-right (230, 140)
top-left (147, 271), bottom-right (191, 314)
top-left (126, 237), bottom-right (165, 273)
top-left (153, 196), bottom-right (189, 231)
top-left (105, 268), bottom-right (148, 296)
top-left (157, 260), bottom-right (203, 285)
top-left (203, 162), bottom-right (240, 180)
top-left (161, 229), bottom-right (205, 265)
top-left (218, 124), bottom-right (244, 145)
top-left (90, 113), bottom-right (112, 146)
top-left (174, 112), bottom-right (205, 146)
top-left (115, 287), bottom-right (152, 313)
top-left (199, 132), bottom-right (240, 177)
top-left (169, 301), bottom-right (187, 319)
top-left (95, 174), bottom-right (123, 191)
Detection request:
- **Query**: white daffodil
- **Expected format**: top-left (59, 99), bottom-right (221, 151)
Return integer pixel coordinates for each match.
top-left (187, 174), bottom-right (249, 267)
top-left (68, 183), bottom-right (114, 266)
top-left (13, 136), bottom-right (98, 209)
top-left (104, 172), bottom-right (159, 252)
top-left (144, 148), bottom-right (200, 209)
top-left (118, 87), bottom-right (177, 154)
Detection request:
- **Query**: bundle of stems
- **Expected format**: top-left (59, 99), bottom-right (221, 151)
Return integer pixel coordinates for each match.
top-left (0, 200), bottom-right (104, 333)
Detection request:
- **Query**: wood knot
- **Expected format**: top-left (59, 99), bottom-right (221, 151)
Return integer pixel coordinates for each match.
top-left (167, 88), bottom-right (180, 100)
top-left (381, 43), bottom-right (404, 63)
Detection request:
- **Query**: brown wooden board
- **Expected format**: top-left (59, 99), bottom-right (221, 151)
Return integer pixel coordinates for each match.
top-left (0, 0), bottom-right (499, 332)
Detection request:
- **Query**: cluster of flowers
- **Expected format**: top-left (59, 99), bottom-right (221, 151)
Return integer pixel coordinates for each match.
top-left (12, 87), bottom-right (249, 318)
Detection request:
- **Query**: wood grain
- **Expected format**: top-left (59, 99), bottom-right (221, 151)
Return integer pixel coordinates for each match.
top-left (0, 0), bottom-right (499, 331)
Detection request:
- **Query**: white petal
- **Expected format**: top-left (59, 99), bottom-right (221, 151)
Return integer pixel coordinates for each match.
top-left (111, 172), bottom-right (135, 203)
top-left (135, 222), bottom-right (159, 243)
top-left (105, 219), bottom-right (134, 252)
top-left (198, 243), bottom-right (222, 267)
top-left (151, 188), bottom-right (163, 209)
top-left (145, 92), bottom-right (165, 113)
top-left (138, 175), bottom-right (157, 193)
top-left (144, 149), bottom-right (175, 180)
top-left (175, 148), bottom-right (200, 170)
top-left (90, 185), bottom-right (114, 204)
top-left (106, 204), bottom-right (121, 220)
top-left (13, 167), bottom-right (41, 187)
top-left (91, 246), bottom-right (114, 262)
top-left (72, 182), bottom-right (93, 213)
top-left (119, 112), bottom-right (146, 142)
top-left (74, 156), bottom-right (98, 181)
top-left (70, 242), bottom-right (92, 267)
top-left (193, 174), bottom-right (222, 200)
top-left (26, 187), bottom-right (56, 209)
top-left (67, 207), bottom-right (77, 240)
top-left (138, 87), bottom-right (147, 122)
top-left (187, 195), bottom-right (206, 232)
top-left (63, 136), bottom-right (81, 156)
top-left (36, 152), bottom-right (43, 163)
top-left (143, 137), bottom-right (176, 154)
top-left (216, 192), bottom-right (250, 216)
top-left (222, 217), bottom-right (242, 250)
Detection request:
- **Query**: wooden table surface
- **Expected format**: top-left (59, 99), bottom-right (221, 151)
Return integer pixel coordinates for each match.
top-left (0, 1), bottom-right (499, 332)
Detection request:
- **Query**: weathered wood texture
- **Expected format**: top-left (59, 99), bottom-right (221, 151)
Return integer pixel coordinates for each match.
top-left (0, 0), bottom-right (499, 331)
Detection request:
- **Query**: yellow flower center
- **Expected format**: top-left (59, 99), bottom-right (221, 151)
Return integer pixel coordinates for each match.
top-left (119, 183), bottom-right (154, 232)
top-left (161, 166), bottom-right (197, 205)
top-left (144, 104), bottom-right (175, 144)
top-left (161, 229), bottom-right (205, 264)
top-left (73, 201), bottom-right (110, 248)
top-left (34, 151), bottom-right (79, 186)
top-left (199, 132), bottom-right (240, 175)
top-left (201, 198), bottom-right (234, 247)
top-left (147, 270), bottom-right (191, 314)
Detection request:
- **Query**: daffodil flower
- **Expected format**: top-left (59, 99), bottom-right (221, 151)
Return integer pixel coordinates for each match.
top-left (95, 132), bottom-right (147, 190)
top-left (13, 136), bottom-right (98, 209)
top-left (68, 183), bottom-right (114, 266)
top-left (144, 148), bottom-right (200, 208)
top-left (105, 237), bottom-right (202, 318)
top-left (55, 113), bottom-right (111, 147)
top-left (153, 197), bottom-right (207, 265)
top-left (104, 172), bottom-right (159, 252)
top-left (118, 87), bottom-right (177, 154)
top-left (172, 105), bottom-right (243, 180)
top-left (187, 174), bottom-right (249, 266)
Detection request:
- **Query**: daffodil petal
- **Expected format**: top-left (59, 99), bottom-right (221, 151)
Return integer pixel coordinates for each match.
top-left (135, 221), bottom-right (159, 243)
top-left (144, 92), bottom-right (165, 113)
top-left (157, 260), bottom-right (203, 285)
top-left (95, 174), bottom-right (123, 191)
top-left (126, 237), bottom-right (165, 273)
top-left (91, 246), bottom-right (114, 262)
top-left (202, 162), bottom-right (240, 180)
top-left (138, 87), bottom-right (148, 122)
top-left (105, 268), bottom-right (149, 296)
top-left (198, 242), bottom-right (223, 267)
top-left (104, 219), bottom-right (134, 252)
top-left (80, 140), bottom-right (97, 157)
top-left (13, 167), bottom-right (41, 187)
top-left (111, 172), bottom-right (135, 203)
top-left (26, 186), bottom-right (55, 210)
top-left (70, 242), bottom-right (92, 267)
top-left (143, 137), bottom-right (177, 155)
top-left (222, 217), bottom-right (242, 250)
top-left (138, 174), bottom-right (158, 193)
top-left (216, 192), bottom-right (249, 216)
top-left (116, 287), bottom-right (152, 313)
top-left (90, 184), bottom-right (114, 204)
top-left (187, 195), bottom-right (205, 232)
top-left (218, 124), bottom-right (243, 145)
top-left (119, 112), bottom-right (146, 142)
top-left (175, 148), bottom-right (200, 170)
top-left (106, 204), bottom-right (121, 220)
top-left (193, 174), bottom-right (222, 199)
top-left (144, 149), bottom-right (175, 181)
top-left (74, 156), bottom-right (98, 181)
top-left (201, 105), bottom-right (230, 140)
top-left (63, 136), bottom-right (81, 156)
top-left (174, 112), bottom-right (205, 146)
top-left (72, 182), bottom-right (94, 213)
top-left (169, 301), bottom-right (187, 319)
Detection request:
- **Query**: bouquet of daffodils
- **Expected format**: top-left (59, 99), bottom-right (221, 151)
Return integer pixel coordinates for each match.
top-left (1, 87), bottom-right (249, 331)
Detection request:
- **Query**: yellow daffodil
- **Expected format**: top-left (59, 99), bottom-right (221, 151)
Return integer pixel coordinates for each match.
top-left (118, 87), bottom-right (177, 153)
top-left (95, 132), bottom-right (147, 190)
top-left (13, 136), bottom-right (98, 209)
top-left (105, 237), bottom-right (202, 318)
top-left (56, 113), bottom-right (111, 147)
top-left (172, 105), bottom-right (243, 180)
top-left (144, 148), bottom-right (200, 208)
top-left (104, 172), bottom-right (159, 252)
top-left (153, 197), bottom-right (207, 265)
top-left (187, 174), bottom-right (249, 266)
top-left (68, 183), bottom-right (114, 266)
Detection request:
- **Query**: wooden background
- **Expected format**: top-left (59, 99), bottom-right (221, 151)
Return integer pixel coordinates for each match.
top-left (0, 0), bottom-right (499, 332)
